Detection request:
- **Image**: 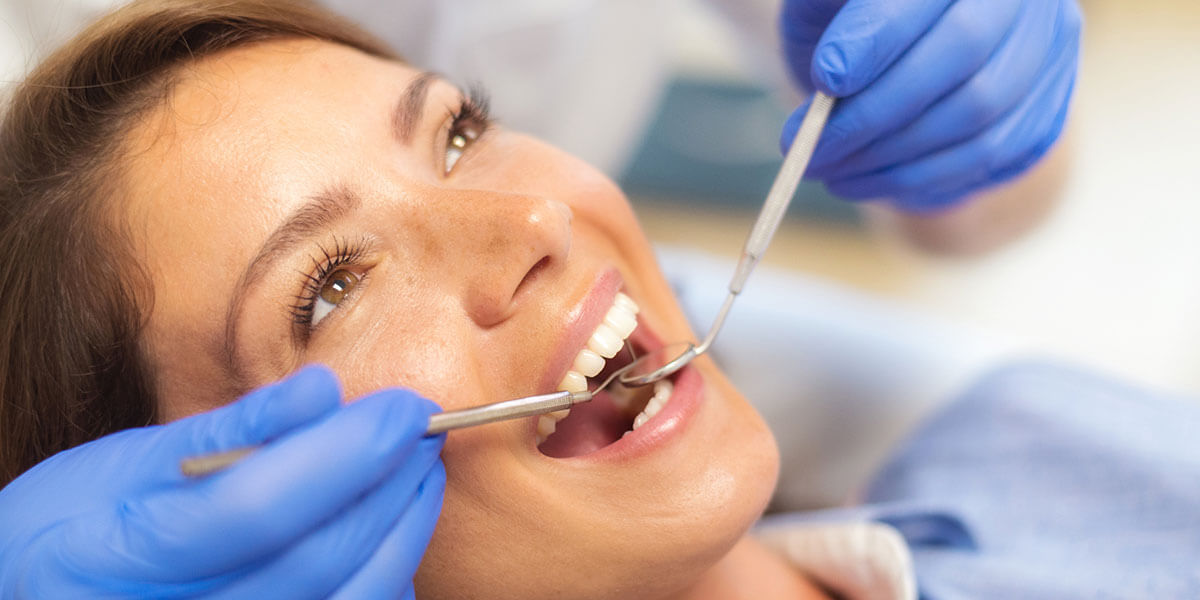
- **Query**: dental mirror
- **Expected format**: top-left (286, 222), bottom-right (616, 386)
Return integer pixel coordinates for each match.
top-left (617, 92), bottom-right (836, 388)
top-left (617, 341), bottom-right (697, 387)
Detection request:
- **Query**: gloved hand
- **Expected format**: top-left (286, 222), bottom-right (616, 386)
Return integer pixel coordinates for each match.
top-left (779, 0), bottom-right (1082, 212)
top-left (0, 365), bottom-right (445, 599)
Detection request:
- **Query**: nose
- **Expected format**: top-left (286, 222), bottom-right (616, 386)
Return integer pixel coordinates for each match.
top-left (434, 191), bottom-right (572, 327)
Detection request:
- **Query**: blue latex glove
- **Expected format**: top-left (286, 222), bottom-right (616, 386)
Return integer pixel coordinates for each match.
top-left (0, 366), bottom-right (445, 599)
top-left (780, 0), bottom-right (1082, 212)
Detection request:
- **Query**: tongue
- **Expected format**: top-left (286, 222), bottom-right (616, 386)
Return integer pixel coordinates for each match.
top-left (538, 390), bottom-right (629, 458)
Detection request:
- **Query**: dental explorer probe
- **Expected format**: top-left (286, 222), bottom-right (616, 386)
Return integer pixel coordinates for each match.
top-left (618, 91), bottom-right (836, 387)
top-left (179, 363), bottom-right (638, 478)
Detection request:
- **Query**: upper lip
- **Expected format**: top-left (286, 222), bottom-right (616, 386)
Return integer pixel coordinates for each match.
top-left (536, 267), bottom-right (623, 395)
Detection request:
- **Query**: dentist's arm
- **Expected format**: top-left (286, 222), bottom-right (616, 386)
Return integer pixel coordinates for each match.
top-left (0, 366), bottom-right (444, 599)
top-left (779, 0), bottom-right (1083, 254)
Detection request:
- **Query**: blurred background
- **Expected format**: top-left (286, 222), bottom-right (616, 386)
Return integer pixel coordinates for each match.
top-left (3, 0), bottom-right (1198, 507)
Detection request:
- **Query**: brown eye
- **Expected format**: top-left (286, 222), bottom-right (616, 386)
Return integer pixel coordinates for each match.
top-left (318, 269), bottom-right (359, 306)
top-left (445, 127), bottom-right (477, 174)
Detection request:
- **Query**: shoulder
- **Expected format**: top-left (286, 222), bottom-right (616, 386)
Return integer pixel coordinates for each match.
top-left (947, 359), bottom-right (1190, 420)
top-left (863, 358), bottom-right (1200, 512)
top-left (860, 361), bottom-right (1200, 597)
top-left (875, 360), bottom-right (1200, 472)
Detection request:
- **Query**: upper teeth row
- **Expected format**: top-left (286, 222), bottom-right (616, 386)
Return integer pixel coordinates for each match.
top-left (536, 292), bottom-right (640, 442)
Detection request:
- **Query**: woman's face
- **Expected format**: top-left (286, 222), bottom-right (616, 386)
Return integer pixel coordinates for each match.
top-left (122, 39), bottom-right (778, 599)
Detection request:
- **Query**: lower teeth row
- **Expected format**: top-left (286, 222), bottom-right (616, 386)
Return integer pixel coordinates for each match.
top-left (536, 377), bottom-right (676, 447)
top-left (627, 378), bottom-right (674, 434)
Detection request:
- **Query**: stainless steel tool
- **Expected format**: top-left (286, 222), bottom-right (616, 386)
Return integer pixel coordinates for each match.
top-left (180, 360), bottom-right (639, 477)
top-left (617, 91), bottom-right (836, 387)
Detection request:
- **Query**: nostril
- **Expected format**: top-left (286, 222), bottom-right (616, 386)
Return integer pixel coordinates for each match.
top-left (515, 255), bottom-right (551, 298)
top-left (468, 254), bottom-right (554, 328)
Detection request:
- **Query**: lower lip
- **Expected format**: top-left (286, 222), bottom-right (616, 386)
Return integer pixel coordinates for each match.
top-left (548, 363), bottom-right (704, 464)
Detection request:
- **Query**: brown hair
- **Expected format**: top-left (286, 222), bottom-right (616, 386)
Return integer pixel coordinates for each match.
top-left (0, 0), bottom-right (396, 487)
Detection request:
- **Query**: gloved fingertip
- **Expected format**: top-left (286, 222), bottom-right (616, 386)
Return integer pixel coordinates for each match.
top-left (825, 178), bottom-right (882, 203)
top-left (187, 364), bottom-right (343, 450)
top-left (413, 467), bottom-right (447, 527)
top-left (420, 459), bottom-right (447, 498)
top-left (802, 160), bottom-right (831, 180)
top-left (349, 387), bottom-right (444, 445)
top-left (403, 461), bottom-right (446, 535)
top-left (415, 432), bottom-right (447, 459)
top-left (424, 430), bottom-right (448, 449)
top-left (812, 42), bottom-right (853, 96)
top-left (282, 364), bottom-right (342, 400)
top-left (262, 365), bottom-right (342, 423)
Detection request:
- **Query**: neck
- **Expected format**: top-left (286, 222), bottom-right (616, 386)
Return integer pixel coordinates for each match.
top-left (671, 536), bottom-right (829, 600)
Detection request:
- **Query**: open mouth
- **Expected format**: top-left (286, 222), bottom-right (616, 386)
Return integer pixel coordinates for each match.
top-left (537, 292), bottom-right (678, 458)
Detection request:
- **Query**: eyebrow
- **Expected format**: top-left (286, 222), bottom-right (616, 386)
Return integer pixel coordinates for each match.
top-left (394, 71), bottom-right (438, 143)
top-left (221, 186), bottom-right (361, 384)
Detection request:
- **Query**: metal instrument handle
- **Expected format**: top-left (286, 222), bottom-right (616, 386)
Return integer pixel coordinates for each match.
top-left (728, 92), bottom-right (835, 295)
top-left (425, 391), bottom-right (576, 434)
top-left (181, 390), bottom-right (589, 477)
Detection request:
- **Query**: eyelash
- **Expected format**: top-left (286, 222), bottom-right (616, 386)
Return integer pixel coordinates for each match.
top-left (290, 236), bottom-right (368, 337)
top-left (444, 84), bottom-right (493, 174)
top-left (286, 87), bottom-right (491, 340)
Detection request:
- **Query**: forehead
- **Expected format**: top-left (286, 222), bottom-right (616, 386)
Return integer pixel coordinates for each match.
top-left (123, 38), bottom-right (418, 229)
top-left (130, 38), bottom-right (416, 179)
top-left (168, 37), bottom-right (411, 120)
top-left (119, 39), bottom-right (419, 406)
top-left (123, 37), bottom-right (419, 283)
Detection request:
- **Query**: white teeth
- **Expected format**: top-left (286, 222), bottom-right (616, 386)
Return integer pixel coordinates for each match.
top-left (614, 292), bottom-right (639, 314)
top-left (603, 304), bottom-right (637, 339)
top-left (547, 372), bottom-right (587, 427)
top-left (653, 378), bottom-right (673, 401)
top-left (572, 349), bottom-right (605, 378)
top-left (632, 412), bottom-right (649, 430)
top-left (544, 292), bottom-right (642, 446)
top-left (536, 415), bottom-right (557, 444)
top-left (645, 396), bottom-right (666, 415)
top-left (558, 371), bottom-right (588, 394)
top-left (631, 379), bottom-right (673, 431)
top-left (587, 323), bottom-right (623, 359)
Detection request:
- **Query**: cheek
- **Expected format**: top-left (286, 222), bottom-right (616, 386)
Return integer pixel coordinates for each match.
top-left (569, 179), bottom-right (648, 257)
top-left (306, 299), bottom-right (475, 407)
top-left (556, 165), bottom-right (643, 248)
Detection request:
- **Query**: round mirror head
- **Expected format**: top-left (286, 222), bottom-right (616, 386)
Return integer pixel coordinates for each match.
top-left (617, 342), bottom-right (696, 387)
